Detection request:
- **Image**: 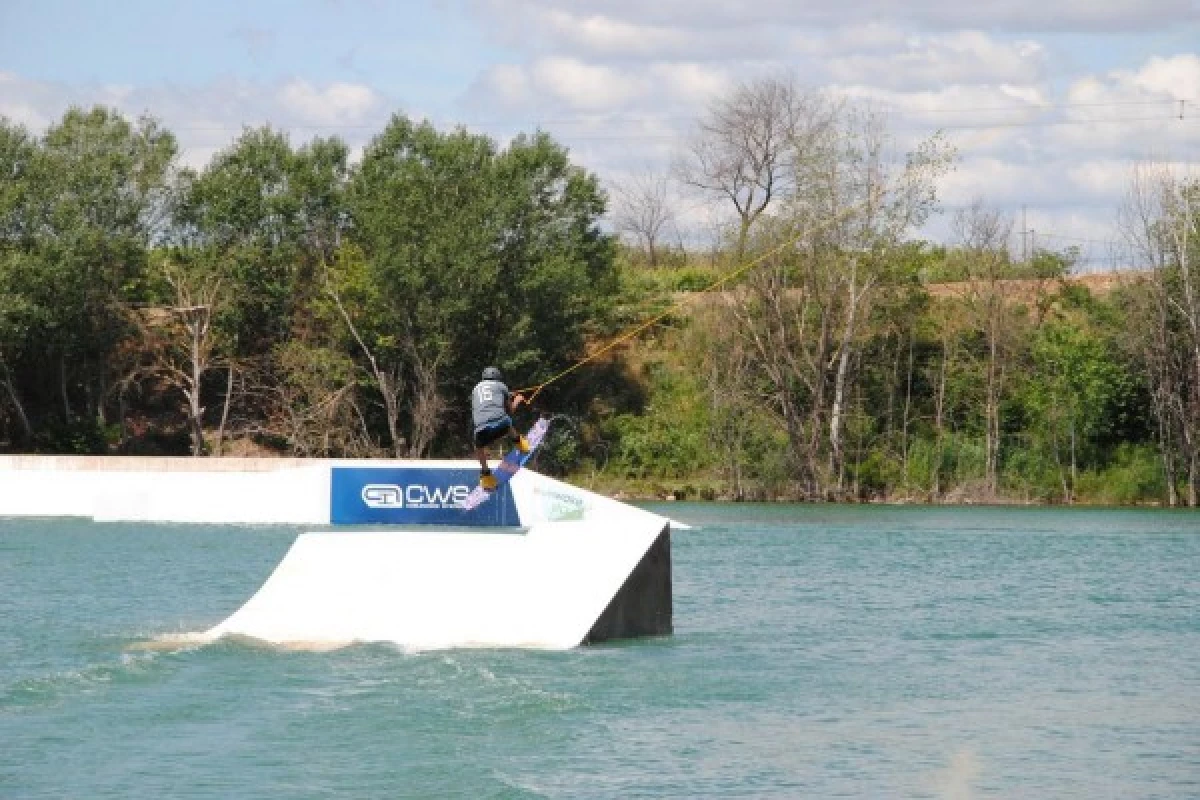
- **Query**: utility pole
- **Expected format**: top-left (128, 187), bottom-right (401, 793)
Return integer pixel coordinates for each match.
top-left (1022, 205), bottom-right (1028, 262)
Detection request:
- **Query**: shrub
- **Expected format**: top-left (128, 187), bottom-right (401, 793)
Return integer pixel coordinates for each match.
top-left (1075, 444), bottom-right (1165, 505)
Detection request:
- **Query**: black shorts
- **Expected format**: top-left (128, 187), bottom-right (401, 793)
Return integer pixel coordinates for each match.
top-left (473, 417), bottom-right (513, 448)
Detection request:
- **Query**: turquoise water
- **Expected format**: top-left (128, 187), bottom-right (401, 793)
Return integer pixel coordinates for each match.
top-left (1, 506), bottom-right (1198, 798)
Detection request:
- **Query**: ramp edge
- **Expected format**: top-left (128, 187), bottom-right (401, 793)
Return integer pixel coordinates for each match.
top-left (583, 523), bottom-right (673, 645)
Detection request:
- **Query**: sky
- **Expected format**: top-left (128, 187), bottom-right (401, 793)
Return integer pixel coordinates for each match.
top-left (1, 0), bottom-right (1198, 267)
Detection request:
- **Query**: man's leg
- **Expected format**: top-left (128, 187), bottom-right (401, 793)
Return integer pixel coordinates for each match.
top-left (508, 426), bottom-right (531, 454)
top-left (474, 429), bottom-right (498, 490)
top-left (476, 448), bottom-right (497, 489)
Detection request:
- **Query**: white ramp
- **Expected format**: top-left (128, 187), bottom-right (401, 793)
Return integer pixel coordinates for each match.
top-left (0, 454), bottom-right (675, 649)
top-left (201, 518), bottom-right (672, 650)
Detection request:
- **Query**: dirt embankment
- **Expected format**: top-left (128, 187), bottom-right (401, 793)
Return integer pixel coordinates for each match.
top-left (673, 270), bottom-right (1136, 311)
top-left (924, 271), bottom-right (1134, 301)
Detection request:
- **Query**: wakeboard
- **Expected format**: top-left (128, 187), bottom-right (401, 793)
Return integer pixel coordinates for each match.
top-left (460, 417), bottom-right (551, 511)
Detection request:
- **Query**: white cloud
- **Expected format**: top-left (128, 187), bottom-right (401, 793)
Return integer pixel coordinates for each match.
top-left (825, 31), bottom-right (1047, 89)
top-left (278, 80), bottom-right (380, 125)
top-left (1129, 54), bottom-right (1200, 100)
top-left (474, 3), bottom-right (784, 61)
top-left (1068, 54), bottom-right (1200, 107)
top-left (531, 58), bottom-right (644, 109)
top-left (1049, 54), bottom-right (1199, 161)
top-left (806, 22), bottom-right (910, 55)
top-left (1067, 160), bottom-right (1137, 196)
top-left (997, 84), bottom-right (1048, 108)
top-left (645, 63), bottom-right (732, 105)
top-left (831, 84), bottom-right (1051, 151)
top-left (537, 9), bottom-right (693, 57)
top-left (0, 100), bottom-right (50, 130)
top-left (0, 73), bottom-right (392, 170)
top-left (939, 158), bottom-right (1055, 207)
top-left (478, 64), bottom-right (535, 109)
top-left (471, 57), bottom-right (724, 113)
top-left (457, 20), bottom-right (1200, 251)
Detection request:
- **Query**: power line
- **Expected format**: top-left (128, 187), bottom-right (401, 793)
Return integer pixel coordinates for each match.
top-left (498, 115), bottom-right (1200, 140)
top-left (891, 98), bottom-right (1194, 114)
top-left (137, 95), bottom-right (1200, 135)
top-left (432, 113), bottom-right (1198, 142)
top-left (499, 97), bottom-right (1200, 127)
top-left (917, 113), bottom-right (1199, 133)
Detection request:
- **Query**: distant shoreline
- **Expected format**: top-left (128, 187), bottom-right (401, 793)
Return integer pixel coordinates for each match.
top-left (598, 479), bottom-right (1172, 508)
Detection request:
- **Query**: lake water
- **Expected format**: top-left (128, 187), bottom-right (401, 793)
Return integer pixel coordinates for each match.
top-left (1, 505), bottom-right (1197, 798)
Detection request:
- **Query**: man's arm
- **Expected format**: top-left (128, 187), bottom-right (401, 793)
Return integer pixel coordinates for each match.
top-left (505, 392), bottom-right (526, 415)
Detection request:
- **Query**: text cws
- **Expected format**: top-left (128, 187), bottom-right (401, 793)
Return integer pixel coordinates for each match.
top-left (361, 483), bottom-right (472, 510)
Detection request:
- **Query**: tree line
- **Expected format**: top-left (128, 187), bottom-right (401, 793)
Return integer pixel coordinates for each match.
top-left (0, 107), bottom-right (616, 460)
top-left (1, 79), bottom-right (1197, 506)
top-left (604, 78), bottom-right (1198, 506)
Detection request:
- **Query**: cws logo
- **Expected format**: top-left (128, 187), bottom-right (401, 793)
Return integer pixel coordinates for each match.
top-left (361, 482), bottom-right (470, 510)
top-left (331, 466), bottom-right (519, 526)
top-left (361, 484), bottom-right (403, 508)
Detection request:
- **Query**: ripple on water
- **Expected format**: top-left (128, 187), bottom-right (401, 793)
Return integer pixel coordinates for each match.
top-left (1, 510), bottom-right (1198, 798)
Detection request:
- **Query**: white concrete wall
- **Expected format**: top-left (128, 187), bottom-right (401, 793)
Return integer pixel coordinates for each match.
top-left (0, 457), bottom-right (333, 524)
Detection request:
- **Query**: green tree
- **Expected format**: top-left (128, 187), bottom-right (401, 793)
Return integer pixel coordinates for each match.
top-left (168, 129), bottom-right (351, 452)
top-left (0, 120), bottom-right (39, 443)
top-left (0, 107), bottom-right (175, 449)
top-left (342, 116), bottom-right (616, 457)
top-left (1024, 314), bottom-right (1137, 501)
top-left (175, 127), bottom-right (304, 354)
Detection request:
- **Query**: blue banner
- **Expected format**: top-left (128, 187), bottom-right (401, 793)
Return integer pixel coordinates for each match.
top-left (330, 466), bottom-right (521, 526)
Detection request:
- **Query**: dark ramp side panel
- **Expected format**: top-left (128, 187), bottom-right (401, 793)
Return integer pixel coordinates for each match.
top-left (585, 525), bottom-right (673, 644)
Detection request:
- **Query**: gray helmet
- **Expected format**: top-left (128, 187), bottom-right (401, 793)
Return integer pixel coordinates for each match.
top-left (482, 366), bottom-right (503, 382)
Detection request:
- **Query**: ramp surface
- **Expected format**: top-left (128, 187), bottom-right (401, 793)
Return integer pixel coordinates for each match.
top-left (201, 518), bottom-right (670, 650)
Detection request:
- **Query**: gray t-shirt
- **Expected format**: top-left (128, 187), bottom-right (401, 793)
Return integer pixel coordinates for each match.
top-left (471, 379), bottom-right (510, 431)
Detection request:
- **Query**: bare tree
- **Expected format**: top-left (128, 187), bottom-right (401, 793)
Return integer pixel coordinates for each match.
top-left (926, 297), bottom-right (962, 500)
top-left (953, 200), bottom-right (1018, 498)
top-left (324, 265), bottom-right (407, 458)
top-left (611, 170), bottom-right (676, 267)
top-left (322, 252), bottom-right (451, 460)
top-left (170, 275), bottom-right (222, 456)
top-left (273, 340), bottom-right (374, 457)
top-left (0, 347), bottom-right (32, 443)
top-left (730, 231), bottom-right (829, 495)
top-left (133, 263), bottom-right (231, 456)
top-left (705, 102), bottom-right (951, 498)
top-left (1120, 163), bottom-right (1200, 505)
top-left (677, 75), bottom-right (834, 261)
top-left (823, 117), bottom-right (953, 486)
top-left (687, 295), bottom-right (771, 499)
top-left (406, 342), bottom-right (444, 458)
